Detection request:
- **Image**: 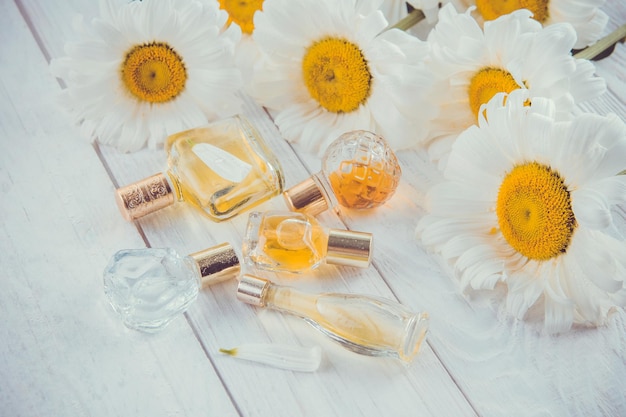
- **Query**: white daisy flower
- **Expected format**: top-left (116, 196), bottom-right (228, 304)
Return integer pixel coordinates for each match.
top-left (424, 5), bottom-right (606, 167)
top-left (250, 0), bottom-right (436, 154)
top-left (466, 0), bottom-right (609, 49)
top-left (216, 0), bottom-right (264, 88)
top-left (51, 0), bottom-right (243, 152)
top-left (417, 89), bottom-right (626, 334)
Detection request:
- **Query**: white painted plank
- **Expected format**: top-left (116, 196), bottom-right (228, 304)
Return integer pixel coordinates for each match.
top-left (0, 2), bottom-right (238, 416)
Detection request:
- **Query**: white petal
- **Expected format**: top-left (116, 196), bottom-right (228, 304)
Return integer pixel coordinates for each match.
top-left (505, 269), bottom-right (544, 319)
top-left (219, 344), bottom-right (322, 372)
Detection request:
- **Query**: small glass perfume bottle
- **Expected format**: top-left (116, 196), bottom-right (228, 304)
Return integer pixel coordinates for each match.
top-left (103, 242), bottom-right (240, 332)
top-left (283, 130), bottom-right (401, 216)
top-left (237, 275), bottom-right (429, 363)
top-left (115, 116), bottom-right (284, 222)
top-left (242, 211), bottom-right (373, 273)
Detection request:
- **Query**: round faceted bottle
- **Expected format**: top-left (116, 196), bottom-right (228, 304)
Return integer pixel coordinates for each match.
top-left (115, 115), bottom-right (284, 222)
top-left (242, 211), bottom-right (373, 273)
top-left (283, 130), bottom-right (401, 216)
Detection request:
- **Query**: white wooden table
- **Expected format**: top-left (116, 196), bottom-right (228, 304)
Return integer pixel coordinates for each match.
top-left (1, 1), bottom-right (625, 416)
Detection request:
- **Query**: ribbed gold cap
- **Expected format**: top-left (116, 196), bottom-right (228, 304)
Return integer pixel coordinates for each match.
top-left (283, 177), bottom-right (328, 216)
top-left (326, 229), bottom-right (373, 268)
top-left (236, 274), bottom-right (271, 307)
top-left (189, 243), bottom-right (241, 288)
top-left (115, 173), bottom-right (175, 221)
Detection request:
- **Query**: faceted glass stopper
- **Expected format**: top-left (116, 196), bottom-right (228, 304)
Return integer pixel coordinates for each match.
top-left (322, 130), bottom-right (401, 210)
top-left (103, 248), bottom-right (200, 332)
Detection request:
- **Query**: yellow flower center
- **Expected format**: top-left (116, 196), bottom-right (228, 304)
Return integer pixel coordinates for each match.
top-left (496, 162), bottom-right (577, 261)
top-left (219, 0), bottom-right (264, 35)
top-left (468, 67), bottom-right (522, 119)
top-left (302, 37), bottom-right (371, 113)
top-left (121, 42), bottom-right (187, 103)
top-left (475, 0), bottom-right (549, 23)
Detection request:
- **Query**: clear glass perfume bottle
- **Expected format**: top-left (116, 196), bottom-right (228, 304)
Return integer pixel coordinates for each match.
top-left (283, 130), bottom-right (401, 216)
top-left (115, 115), bottom-right (284, 222)
top-left (103, 242), bottom-right (240, 332)
top-left (242, 211), bottom-right (373, 273)
top-left (237, 275), bottom-right (429, 363)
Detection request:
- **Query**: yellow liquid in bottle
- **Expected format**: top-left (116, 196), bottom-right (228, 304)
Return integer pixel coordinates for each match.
top-left (260, 214), bottom-right (327, 271)
top-left (165, 119), bottom-right (283, 221)
top-left (328, 162), bottom-right (399, 209)
top-left (268, 287), bottom-right (422, 359)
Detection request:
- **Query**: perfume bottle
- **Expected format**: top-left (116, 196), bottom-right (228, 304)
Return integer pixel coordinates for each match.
top-left (237, 275), bottom-right (429, 363)
top-left (115, 116), bottom-right (284, 222)
top-left (283, 130), bottom-right (401, 216)
top-left (242, 211), bottom-right (373, 273)
top-left (103, 242), bottom-right (240, 332)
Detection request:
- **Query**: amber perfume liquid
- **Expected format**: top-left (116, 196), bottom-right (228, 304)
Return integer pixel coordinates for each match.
top-left (328, 161), bottom-right (399, 209)
top-left (166, 116), bottom-right (284, 220)
top-left (250, 211), bottom-right (327, 271)
top-left (243, 211), bottom-right (373, 273)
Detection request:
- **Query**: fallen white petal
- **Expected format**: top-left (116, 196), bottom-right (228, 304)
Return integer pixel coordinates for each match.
top-left (219, 344), bottom-right (322, 372)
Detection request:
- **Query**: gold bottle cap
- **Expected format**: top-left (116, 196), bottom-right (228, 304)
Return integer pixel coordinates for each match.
top-left (283, 177), bottom-right (329, 216)
top-left (326, 229), bottom-right (373, 268)
top-left (189, 243), bottom-right (241, 288)
top-left (115, 173), bottom-right (175, 221)
top-left (237, 274), bottom-right (271, 307)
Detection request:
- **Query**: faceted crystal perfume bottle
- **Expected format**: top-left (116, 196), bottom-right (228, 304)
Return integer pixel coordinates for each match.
top-left (115, 115), bottom-right (284, 222)
top-left (283, 130), bottom-right (401, 216)
top-left (103, 243), bottom-right (240, 332)
top-left (237, 275), bottom-right (429, 363)
top-left (242, 211), bottom-right (373, 273)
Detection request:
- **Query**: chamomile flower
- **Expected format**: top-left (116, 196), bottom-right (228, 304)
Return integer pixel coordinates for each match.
top-left (52, 0), bottom-right (242, 152)
top-left (250, 0), bottom-right (435, 154)
top-left (217, 0), bottom-right (264, 86)
top-left (417, 89), bottom-right (626, 333)
top-left (424, 5), bottom-right (605, 167)
top-left (467, 0), bottom-right (608, 49)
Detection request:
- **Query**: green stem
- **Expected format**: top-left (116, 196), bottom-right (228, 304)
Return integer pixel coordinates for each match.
top-left (382, 9), bottom-right (426, 33)
top-left (573, 24), bottom-right (626, 60)
top-left (619, 169), bottom-right (626, 176)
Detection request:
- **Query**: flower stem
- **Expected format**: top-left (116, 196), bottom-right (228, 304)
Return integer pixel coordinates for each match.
top-left (574, 24), bottom-right (626, 60)
top-left (383, 9), bottom-right (426, 33)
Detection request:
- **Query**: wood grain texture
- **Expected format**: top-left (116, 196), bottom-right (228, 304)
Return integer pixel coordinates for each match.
top-left (4, 0), bottom-right (626, 416)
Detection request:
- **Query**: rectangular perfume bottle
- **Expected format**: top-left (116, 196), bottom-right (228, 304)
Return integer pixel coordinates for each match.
top-left (116, 116), bottom-right (284, 222)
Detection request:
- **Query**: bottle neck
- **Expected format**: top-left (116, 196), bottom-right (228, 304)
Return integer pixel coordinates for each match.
top-left (264, 284), bottom-right (318, 318)
top-left (312, 172), bottom-right (339, 213)
top-left (164, 171), bottom-right (185, 203)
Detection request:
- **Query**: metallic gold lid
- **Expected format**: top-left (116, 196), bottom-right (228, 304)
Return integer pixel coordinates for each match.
top-left (115, 173), bottom-right (175, 221)
top-left (237, 274), bottom-right (271, 307)
top-left (189, 243), bottom-right (241, 288)
top-left (326, 229), bottom-right (373, 268)
top-left (283, 177), bottom-right (329, 216)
